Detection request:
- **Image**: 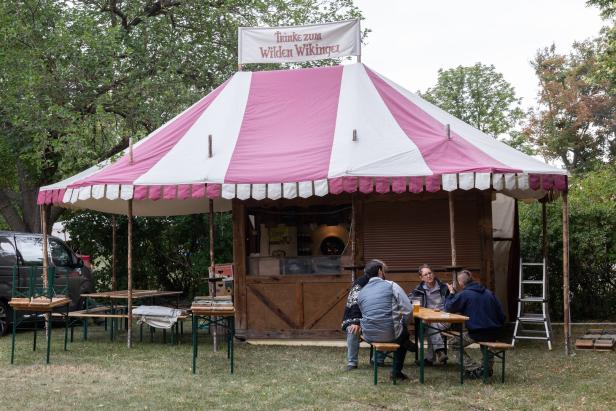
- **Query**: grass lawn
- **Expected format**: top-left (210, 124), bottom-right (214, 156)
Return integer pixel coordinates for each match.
top-left (1, 323), bottom-right (615, 410)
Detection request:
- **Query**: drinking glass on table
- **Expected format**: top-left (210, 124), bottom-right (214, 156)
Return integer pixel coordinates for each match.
top-left (411, 298), bottom-right (421, 314)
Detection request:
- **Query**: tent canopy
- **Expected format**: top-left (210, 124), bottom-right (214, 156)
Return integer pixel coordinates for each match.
top-left (39, 63), bottom-right (566, 216)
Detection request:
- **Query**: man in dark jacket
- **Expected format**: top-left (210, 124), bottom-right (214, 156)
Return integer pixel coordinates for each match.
top-left (341, 272), bottom-right (370, 371)
top-left (409, 264), bottom-right (450, 365)
top-left (445, 269), bottom-right (506, 376)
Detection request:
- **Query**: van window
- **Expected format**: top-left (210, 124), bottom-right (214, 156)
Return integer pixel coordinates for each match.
top-left (49, 239), bottom-right (72, 267)
top-left (15, 236), bottom-right (44, 266)
top-left (0, 238), bottom-right (17, 267)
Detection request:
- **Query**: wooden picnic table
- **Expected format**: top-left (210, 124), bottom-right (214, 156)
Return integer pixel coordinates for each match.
top-left (191, 303), bottom-right (236, 374)
top-left (79, 290), bottom-right (182, 341)
top-left (413, 307), bottom-right (469, 384)
top-left (8, 297), bottom-right (72, 365)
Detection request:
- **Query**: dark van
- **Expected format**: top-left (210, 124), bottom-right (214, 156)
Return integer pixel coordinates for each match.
top-left (0, 231), bottom-right (94, 333)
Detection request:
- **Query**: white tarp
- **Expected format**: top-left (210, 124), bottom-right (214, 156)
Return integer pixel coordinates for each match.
top-left (238, 20), bottom-right (361, 64)
top-left (132, 305), bottom-right (183, 329)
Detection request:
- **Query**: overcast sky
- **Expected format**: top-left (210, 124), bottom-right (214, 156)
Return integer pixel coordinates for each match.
top-left (352, 0), bottom-right (605, 109)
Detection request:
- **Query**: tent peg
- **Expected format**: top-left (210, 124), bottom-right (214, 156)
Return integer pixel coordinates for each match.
top-left (352, 129), bottom-right (357, 142)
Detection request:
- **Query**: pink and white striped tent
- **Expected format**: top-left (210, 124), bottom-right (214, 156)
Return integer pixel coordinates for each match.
top-left (38, 63), bottom-right (566, 216)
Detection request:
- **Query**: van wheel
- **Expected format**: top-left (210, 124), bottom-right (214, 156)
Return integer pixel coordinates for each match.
top-left (0, 300), bottom-right (10, 336)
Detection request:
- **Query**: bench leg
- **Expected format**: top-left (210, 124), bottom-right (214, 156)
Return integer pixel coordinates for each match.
top-left (501, 351), bottom-right (506, 383)
top-left (391, 351), bottom-right (397, 385)
top-left (373, 348), bottom-right (378, 385)
top-left (33, 314), bottom-right (37, 351)
top-left (482, 346), bottom-right (489, 383)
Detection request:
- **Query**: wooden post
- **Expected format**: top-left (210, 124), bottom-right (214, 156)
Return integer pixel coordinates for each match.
top-left (41, 205), bottom-right (49, 336)
top-left (112, 215), bottom-right (117, 291)
top-left (448, 191), bottom-right (457, 284)
top-left (350, 194), bottom-right (357, 282)
top-left (542, 200), bottom-right (549, 299)
top-left (41, 206), bottom-right (49, 290)
top-left (562, 191), bottom-right (572, 355)
top-left (232, 201), bottom-right (247, 332)
top-left (209, 199), bottom-right (218, 351)
top-left (127, 200), bottom-right (133, 348)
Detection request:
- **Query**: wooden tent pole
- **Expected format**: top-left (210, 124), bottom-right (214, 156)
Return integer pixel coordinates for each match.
top-left (127, 200), bottom-right (133, 348)
top-left (209, 199), bottom-right (218, 352)
top-left (350, 195), bottom-right (357, 282)
top-left (41, 205), bottom-right (49, 290)
top-left (448, 192), bottom-right (457, 285)
top-left (562, 191), bottom-right (572, 355)
top-left (112, 215), bottom-right (117, 291)
top-left (41, 205), bottom-right (49, 336)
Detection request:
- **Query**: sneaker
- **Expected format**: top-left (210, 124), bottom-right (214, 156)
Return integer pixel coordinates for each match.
top-left (390, 371), bottom-right (409, 381)
top-left (415, 359), bottom-right (433, 367)
top-left (346, 364), bottom-right (358, 371)
top-left (435, 349), bottom-right (448, 364)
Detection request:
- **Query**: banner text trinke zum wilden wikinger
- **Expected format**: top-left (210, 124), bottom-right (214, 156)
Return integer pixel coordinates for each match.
top-left (238, 20), bottom-right (361, 64)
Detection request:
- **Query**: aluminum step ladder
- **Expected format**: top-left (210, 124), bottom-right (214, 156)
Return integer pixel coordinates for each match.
top-left (511, 259), bottom-right (553, 350)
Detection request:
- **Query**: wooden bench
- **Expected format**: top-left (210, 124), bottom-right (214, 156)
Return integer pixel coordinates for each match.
top-left (368, 341), bottom-right (401, 385)
top-left (478, 342), bottom-right (513, 383)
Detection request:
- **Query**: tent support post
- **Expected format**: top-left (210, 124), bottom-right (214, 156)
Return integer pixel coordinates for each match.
top-left (127, 200), bottom-right (133, 348)
top-left (41, 205), bottom-right (49, 336)
top-left (41, 205), bottom-right (49, 289)
top-left (209, 199), bottom-right (218, 352)
top-left (562, 192), bottom-right (572, 355)
top-left (448, 191), bottom-right (458, 285)
top-left (351, 194), bottom-right (357, 282)
top-left (112, 215), bottom-right (117, 291)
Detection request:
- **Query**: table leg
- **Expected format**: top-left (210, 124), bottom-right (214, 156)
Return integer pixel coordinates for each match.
top-left (33, 313), bottom-right (37, 351)
top-left (84, 299), bottom-right (89, 341)
top-left (192, 314), bottom-right (198, 374)
top-left (419, 320), bottom-right (425, 384)
top-left (46, 313), bottom-right (52, 364)
top-left (230, 317), bottom-right (234, 374)
top-left (11, 309), bottom-right (17, 364)
top-left (414, 317), bottom-right (419, 362)
top-left (459, 325), bottom-right (464, 384)
top-left (64, 305), bottom-right (69, 351)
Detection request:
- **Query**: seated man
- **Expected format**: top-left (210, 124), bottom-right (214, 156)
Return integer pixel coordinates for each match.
top-left (409, 263), bottom-right (450, 365)
top-left (444, 269), bottom-right (506, 376)
top-left (358, 259), bottom-right (412, 381)
top-left (341, 270), bottom-right (385, 371)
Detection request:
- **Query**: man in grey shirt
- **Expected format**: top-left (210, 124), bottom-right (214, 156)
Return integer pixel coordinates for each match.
top-left (358, 259), bottom-right (413, 381)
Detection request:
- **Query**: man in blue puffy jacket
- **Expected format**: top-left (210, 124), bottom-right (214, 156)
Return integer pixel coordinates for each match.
top-left (445, 269), bottom-right (505, 376)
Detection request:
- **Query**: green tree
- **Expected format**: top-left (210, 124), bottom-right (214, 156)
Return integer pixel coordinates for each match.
top-left (523, 41), bottom-right (615, 173)
top-left (519, 163), bottom-right (616, 320)
top-left (0, 0), bottom-right (364, 233)
top-left (421, 63), bottom-right (524, 138)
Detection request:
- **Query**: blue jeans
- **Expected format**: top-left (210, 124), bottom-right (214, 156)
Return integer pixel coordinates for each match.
top-left (346, 329), bottom-right (360, 366)
top-left (346, 328), bottom-right (384, 366)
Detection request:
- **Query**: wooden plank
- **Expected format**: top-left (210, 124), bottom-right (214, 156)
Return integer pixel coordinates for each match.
top-left (247, 284), bottom-right (299, 329)
top-left (575, 339), bottom-right (594, 349)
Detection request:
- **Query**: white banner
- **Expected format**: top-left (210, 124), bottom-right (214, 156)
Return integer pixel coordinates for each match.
top-left (238, 19), bottom-right (361, 64)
